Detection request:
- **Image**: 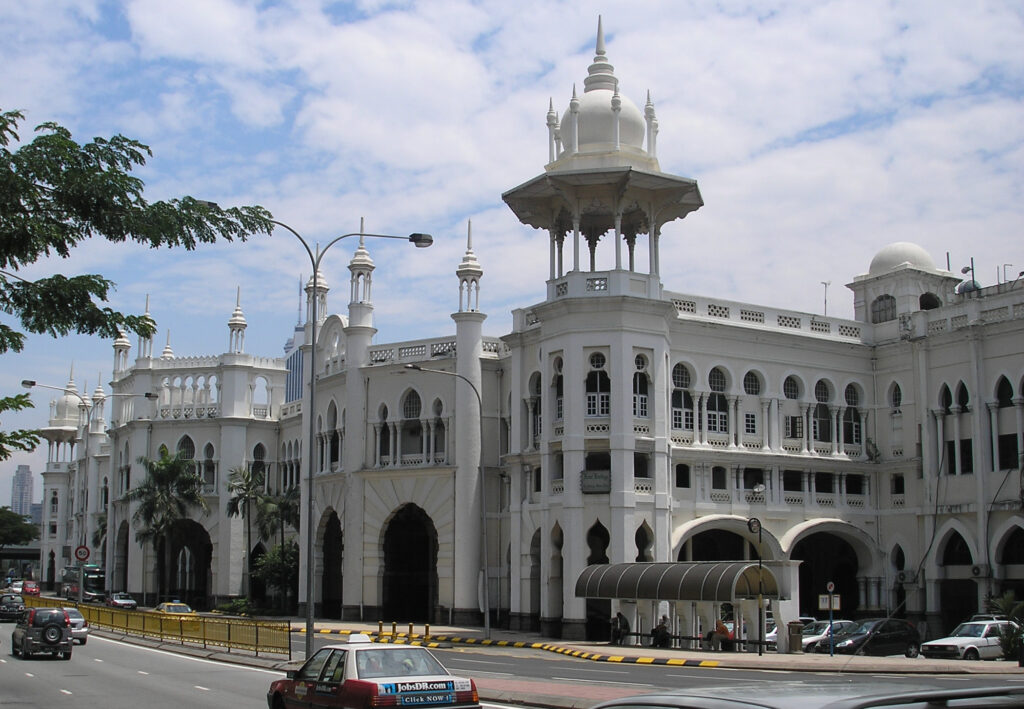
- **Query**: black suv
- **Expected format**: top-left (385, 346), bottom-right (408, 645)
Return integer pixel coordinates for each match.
top-left (11, 607), bottom-right (73, 659)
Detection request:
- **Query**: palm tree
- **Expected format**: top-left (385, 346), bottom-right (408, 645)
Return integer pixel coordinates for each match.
top-left (126, 451), bottom-right (208, 603)
top-left (255, 486), bottom-right (300, 610)
top-left (91, 512), bottom-right (107, 568)
top-left (226, 465), bottom-right (265, 600)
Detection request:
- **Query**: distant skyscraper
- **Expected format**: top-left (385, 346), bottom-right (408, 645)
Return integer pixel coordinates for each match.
top-left (10, 464), bottom-right (33, 516)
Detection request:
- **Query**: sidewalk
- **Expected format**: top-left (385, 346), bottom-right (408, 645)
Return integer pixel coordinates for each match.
top-left (94, 619), bottom-right (1024, 709)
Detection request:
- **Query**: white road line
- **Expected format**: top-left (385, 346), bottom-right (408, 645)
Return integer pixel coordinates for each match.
top-left (94, 658), bottom-right (104, 662)
top-left (138, 670), bottom-right (149, 675)
top-left (194, 686), bottom-right (210, 691)
top-left (60, 689), bottom-right (73, 695)
top-left (94, 635), bottom-right (282, 675)
top-left (449, 658), bottom-right (507, 666)
top-left (25, 672), bottom-right (34, 677)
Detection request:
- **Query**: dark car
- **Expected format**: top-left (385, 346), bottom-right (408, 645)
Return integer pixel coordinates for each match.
top-left (10, 607), bottom-right (73, 660)
top-left (267, 634), bottom-right (479, 709)
top-left (0, 593), bottom-right (25, 621)
top-left (813, 617), bottom-right (920, 657)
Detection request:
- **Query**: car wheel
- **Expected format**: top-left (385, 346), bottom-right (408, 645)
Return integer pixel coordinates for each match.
top-left (905, 643), bottom-right (920, 658)
top-left (963, 648), bottom-right (980, 661)
top-left (21, 639), bottom-right (31, 659)
top-left (42, 623), bottom-right (63, 644)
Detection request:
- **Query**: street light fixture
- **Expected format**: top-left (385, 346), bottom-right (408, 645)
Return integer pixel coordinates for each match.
top-left (268, 219), bottom-right (432, 659)
top-left (404, 363), bottom-right (490, 639)
top-left (22, 379), bottom-right (157, 601)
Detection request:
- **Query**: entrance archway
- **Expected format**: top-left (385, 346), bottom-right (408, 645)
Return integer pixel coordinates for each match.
top-left (585, 521), bottom-right (610, 641)
top-left (322, 511), bottom-right (343, 618)
top-left (382, 504), bottom-right (437, 622)
top-left (166, 519), bottom-right (212, 609)
top-left (792, 533), bottom-right (859, 617)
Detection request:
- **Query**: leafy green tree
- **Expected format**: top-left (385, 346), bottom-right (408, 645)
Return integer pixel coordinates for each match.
top-left (0, 108), bottom-right (273, 460)
top-left (226, 465), bottom-right (265, 600)
top-left (255, 486), bottom-right (300, 610)
top-left (125, 451), bottom-right (209, 601)
top-left (0, 506), bottom-right (39, 553)
top-left (987, 591), bottom-right (1024, 659)
top-left (252, 541), bottom-right (299, 613)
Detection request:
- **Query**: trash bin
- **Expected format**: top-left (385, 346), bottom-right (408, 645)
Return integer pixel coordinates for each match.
top-left (787, 621), bottom-right (805, 654)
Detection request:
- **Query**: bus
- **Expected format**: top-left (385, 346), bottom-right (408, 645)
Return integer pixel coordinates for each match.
top-left (61, 564), bottom-right (106, 602)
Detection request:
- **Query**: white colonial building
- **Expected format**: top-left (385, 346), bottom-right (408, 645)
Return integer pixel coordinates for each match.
top-left (35, 22), bottom-right (1023, 646)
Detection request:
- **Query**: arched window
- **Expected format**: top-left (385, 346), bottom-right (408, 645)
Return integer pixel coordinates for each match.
top-left (743, 371), bottom-right (760, 396)
top-left (939, 385), bottom-right (953, 415)
top-left (403, 390), bottom-right (421, 419)
top-left (585, 353), bottom-right (610, 417)
top-left (553, 357), bottom-right (564, 421)
top-left (996, 377), bottom-right (1013, 408)
top-left (813, 381), bottom-right (832, 442)
top-left (890, 383), bottom-right (903, 411)
top-left (378, 405), bottom-right (390, 458)
top-left (871, 294), bottom-right (897, 323)
top-left (920, 292), bottom-right (941, 310)
top-left (956, 382), bottom-right (970, 412)
top-left (177, 436), bottom-right (195, 460)
top-left (671, 364), bottom-right (694, 431)
top-left (843, 384), bottom-right (861, 444)
top-left (50, 490), bottom-right (58, 514)
top-left (783, 376), bottom-right (800, 400)
top-left (632, 356), bottom-right (649, 418)
top-left (707, 367), bottom-right (728, 433)
top-left (252, 443), bottom-right (266, 481)
top-left (203, 443), bottom-right (216, 488)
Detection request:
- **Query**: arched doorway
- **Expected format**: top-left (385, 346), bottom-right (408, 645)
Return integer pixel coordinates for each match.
top-left (585, 520), bottom-right (610, 641)
top-left (687, 529), bottom-right (747, 561)
top-left (938, 530), bottom-right (977, 633)
top-left (166, 519), bottom-right (212, 610)
top-left (322, 511), bottom-right (343, 619)
top-left (382, 504), bottom-right (437, 622)
top-left (115, 521), bottom-right (130, 591)
top-left (792, 533), bottom-right (860, 618)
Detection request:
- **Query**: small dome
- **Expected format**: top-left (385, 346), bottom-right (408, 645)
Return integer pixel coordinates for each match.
top-left (562, 89), bottom-right (645, 151)
top-left (868, 242), bottom-right (937, 276)
top-left (956, 279), bottom-right (981, 294)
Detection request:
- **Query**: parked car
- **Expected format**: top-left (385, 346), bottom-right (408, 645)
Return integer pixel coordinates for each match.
top-left (154, 601), bottom-right (197, 615)
top-left (267, 634), bottom-right (480, 709)
top-left (813, 617), bottom-right (920, 657)
top-left (0, 593), bottom-right (25, 621)
top-left (63, 607), bottom-right (90, 645)
top-left (765, 615), bottom-right (816, 650)
top-left (800, 619), bottom-right (857, 651)
top-left (589, 682), bottom-right (1024, 709)
top-left (921, 620), bottom-right (1018, 660)
top-left (8, 580), bottom-right (24, 594)
top-left (21, 580), bottom-right (40, 597)
top-left (106, 592), bottom-right (138, 610)
top-left (10, 607), bottom-right (73, 660)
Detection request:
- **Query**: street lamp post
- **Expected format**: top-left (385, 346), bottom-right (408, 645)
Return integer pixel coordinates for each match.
top-left (269, 220), bottom-right (432, 659)
top-left (22, 379), bottom-right (156, 602)
top-left (405, 363), bottom-right (490, 639)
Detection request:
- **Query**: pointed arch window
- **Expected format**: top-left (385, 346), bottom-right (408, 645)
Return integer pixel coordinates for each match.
top-left (996, 377), bottom-right (1013, 408)
top-left (956, 382), bottom-right (970, 412)
top-left (177, 436), bottom-right (195, 461)
top-left (890, 383), bottom-right (902, 412)
top-left (203, 443), bottom-right (216, 489)
top-left (252, 443), bottom-right (267, 487)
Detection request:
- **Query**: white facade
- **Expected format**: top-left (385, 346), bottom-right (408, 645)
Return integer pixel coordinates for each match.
top-left (36, 23), bottom-right (1023, 642)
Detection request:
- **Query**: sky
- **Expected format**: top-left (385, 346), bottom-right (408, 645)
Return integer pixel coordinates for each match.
top-left (2, 0), bottom-right (1022, 505)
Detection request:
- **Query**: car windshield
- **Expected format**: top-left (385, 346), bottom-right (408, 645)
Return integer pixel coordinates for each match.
top-left (803, 621), bottom-right (830, 635)
top-left (3, 594), bottom-right (23, 603)
top-left (948, 623), bottom-right (985, 637)
top-left (114, 593), bottom-right (131, 600)
top-left (355, 648), bottom-right (448, 679)
top-left (162, 604), bottom-right (191, 613)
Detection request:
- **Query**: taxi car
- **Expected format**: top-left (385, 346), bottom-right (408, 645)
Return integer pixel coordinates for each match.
top-left (921, 619), bottom-right (1018, 660)
top-left (267, 634), bottom-right (480, 709)
top-left (106, 592), bottom-right (138, 610)
top-left (154, 601), bottom-right (197, 615)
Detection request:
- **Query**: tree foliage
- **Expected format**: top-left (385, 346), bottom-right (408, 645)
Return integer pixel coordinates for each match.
top-left (226, 465), bottom-right (265, 600)
top-left (125, 451), bottom-right (209, 599)
top-left (987, 591), bottom-right (1024, 659)
top-left (0, 506), bottom-right (40, 552)
top-left (252, 540), bottom-right (299, 612)
top-left (0, 108), bottom-right (273, 460)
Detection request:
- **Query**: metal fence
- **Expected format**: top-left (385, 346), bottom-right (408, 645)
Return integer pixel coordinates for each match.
top-left (26, 596), bottom-right (291, 658)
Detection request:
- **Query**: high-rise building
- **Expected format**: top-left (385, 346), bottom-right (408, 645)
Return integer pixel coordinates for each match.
top-left (10, 464), bottom-right (33, 517)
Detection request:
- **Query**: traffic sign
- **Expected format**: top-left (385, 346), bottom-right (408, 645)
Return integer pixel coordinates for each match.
top-left (826, 581), bottom-right (835, 592)
top-left (74, 545), bottom-right (90, 562)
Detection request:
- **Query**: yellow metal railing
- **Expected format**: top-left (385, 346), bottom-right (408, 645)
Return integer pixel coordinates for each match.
top-left (26, 596), bottom-right (291, 658)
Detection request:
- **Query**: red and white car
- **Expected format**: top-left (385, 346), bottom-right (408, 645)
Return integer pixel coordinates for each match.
top-left (267, 634), bottom-right (479, 709)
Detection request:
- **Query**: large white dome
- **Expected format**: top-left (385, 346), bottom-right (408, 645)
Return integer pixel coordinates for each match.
top-left (562, 88), bottom-right (645, 151)
top-left (868, 242), bottom-right (937, 276)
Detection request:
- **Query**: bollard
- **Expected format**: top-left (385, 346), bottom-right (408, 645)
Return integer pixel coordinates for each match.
top-left (378, 620), bottom-right (383, 637)
top-left (425, 623), bottom-right (430, 638)
top-left (391, 621), bottom-right (397, 639)
top-left (408, 622), bottom-right (414, 638)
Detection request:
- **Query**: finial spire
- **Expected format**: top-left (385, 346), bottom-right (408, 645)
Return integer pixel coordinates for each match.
top-left (596, 15), bottom-right (605, 57)
top-left (584, 16), bottom-right (617, 93)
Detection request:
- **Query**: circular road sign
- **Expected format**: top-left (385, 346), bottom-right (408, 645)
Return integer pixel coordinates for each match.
top-left (74, 545), bottom-right (90, 562)
top-left (826, 581), bottom-right (835, 592)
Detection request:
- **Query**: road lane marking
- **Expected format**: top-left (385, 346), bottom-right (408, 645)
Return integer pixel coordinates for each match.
top-left (61, 690), bottom-right (73, 695)
top-left (194, 686), bottom-right (210, 691)
top-left (95, 635), bottom-right (282, 675)
top-left (138, 671), bottom-right (149, 675)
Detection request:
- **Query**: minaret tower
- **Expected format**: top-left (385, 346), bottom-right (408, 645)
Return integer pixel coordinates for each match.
top-left (452, 221), bottom-right (487, 624)
top-left (228, 287), bottom-right (247, 354)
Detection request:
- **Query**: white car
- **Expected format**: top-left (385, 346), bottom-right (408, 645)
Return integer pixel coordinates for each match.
top-left (63, 607), bottom-right (90, 645)
top-left (921, 620), bottom-right (1018, 660)
top-left (765, 616), bottom-right (816, 649)
top-left (800, 619), bottom-right (856, 651)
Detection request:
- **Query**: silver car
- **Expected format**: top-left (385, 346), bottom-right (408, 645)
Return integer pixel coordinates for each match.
top-left (63, 607), bottom-right (90, 645)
